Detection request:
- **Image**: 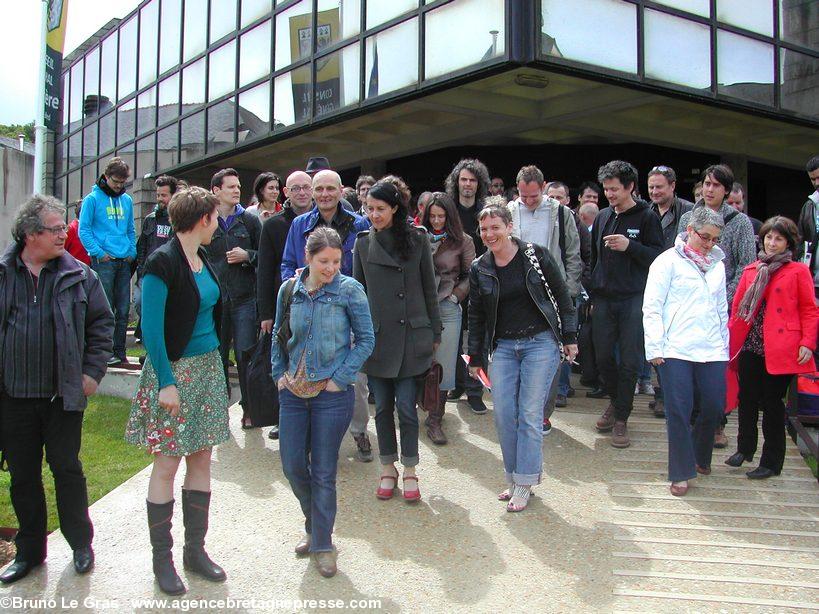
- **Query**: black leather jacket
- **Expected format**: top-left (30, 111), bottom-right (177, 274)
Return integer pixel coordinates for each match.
top-left (467, 237), bottom-right (577, 369)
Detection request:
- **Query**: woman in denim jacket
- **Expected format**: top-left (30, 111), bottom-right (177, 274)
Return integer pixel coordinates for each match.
top-left (270, 227), bottom-right (374, 578)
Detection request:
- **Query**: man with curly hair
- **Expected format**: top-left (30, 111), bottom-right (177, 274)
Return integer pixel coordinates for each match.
top-left (445, 159), bottom-right (490, 413)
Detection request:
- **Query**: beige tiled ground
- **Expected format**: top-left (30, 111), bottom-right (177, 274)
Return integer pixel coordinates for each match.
top-left (1, 380), bottom-right (817, 613)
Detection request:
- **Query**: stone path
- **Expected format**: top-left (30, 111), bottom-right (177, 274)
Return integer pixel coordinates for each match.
top-left (1, 378), bottom-right (816, 613)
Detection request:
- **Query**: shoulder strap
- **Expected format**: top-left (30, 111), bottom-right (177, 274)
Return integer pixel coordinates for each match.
top-left (523, 243), bottom-right (565, 361)
top-left (723, 207), bottom-right (739, 224)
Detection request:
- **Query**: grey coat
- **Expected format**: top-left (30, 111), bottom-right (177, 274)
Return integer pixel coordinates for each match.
top-left (0, 245), bottom-right (114, 411)
top-left (353, 227), bottom-right (442, 379)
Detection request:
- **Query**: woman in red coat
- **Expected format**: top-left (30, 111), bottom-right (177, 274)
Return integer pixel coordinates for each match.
top-left (726, 216), bottom-right (818, 479)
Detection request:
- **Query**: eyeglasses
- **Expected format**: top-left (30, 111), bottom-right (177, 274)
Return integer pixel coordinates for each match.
top-left (42, 224), bottom-right (69, 235)
top-left (693, 229), bottom-right (720, 245)
top-left (287, 185), bottom-right (312, 193)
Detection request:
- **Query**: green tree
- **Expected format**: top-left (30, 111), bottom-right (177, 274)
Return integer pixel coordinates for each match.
top-left (0, 122), bottom-right (35, 143)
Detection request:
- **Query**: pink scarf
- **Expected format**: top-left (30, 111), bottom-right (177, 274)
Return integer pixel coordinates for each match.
top-left (682, 243), bottom-right (714, 273)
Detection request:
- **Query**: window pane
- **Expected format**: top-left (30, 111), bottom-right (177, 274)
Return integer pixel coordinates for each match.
top-left (137, 86), bottom-right (157, 136)
top-left (116, 142), bottom-right (135, 177)
top-left (68, 171), bottom-right (82, 203)
top-left (100, 32), bottom-right (118, 106)
top-left (781, 49), bottom-right (819, 118)
top-left (139, 0), bottom-right (159, 87)
top-left (209, 40), bottom-right (237, 100)
top-left (366, 0), bottom-right (416, 29)
top-left (82, 164), bottom-right (97, 197)
top-left (424, 0), bottom-right (505, 80)
top-left (158, 73), bottom-right (180, 124)
top-left (242, 0), bottom-right (271, 27)
top-left (69, 61), bottom-right (84, 124)
top-left (182, 57), bottom-right (206, 109)
top-left (240, 20), bottom-right (271, 86)
top-left (184, 0), bottom-right (208, 61)
top-left (160, 0), bottom-right (182, 73)
top-left (56, 139), bottom-right (67, 175)
top-left (157, 123), bottom-right (179, 168)
top-left (649, 0), bottom-right (709, 17)
top-left (273, 65), bottom-right (311, 127)
top-left (207, 98), bottom-right (236, 153)
top-left (210, 0), bottom-right (237, 43)
top-left (181, 110), bottom-right (205, 162)
top-left (717, 30), bottom-right (774, 105)
top-left (55, 175), bottom-right (67, 202)
top-left (318, 0), bottom-right (360, 46)
top-left (117, 98), bottom-right (136, 145)
top-left (68, 132), bottom-right (81, 169)
top-left (541, 0), bottom-right (637, 74)
top-left (99, 111), bottom-right (115, 154)
top-left (274, 0), bottom-right (312, 70)
top-left (61, 71), bottom-right (70, 134)
top-left (316, 42), bottom-right (359, 116)
top-left (238, 81), bottom-right (270, 141)
top-left (780, 1), bottom-right (819, 47)
top-left (365, 18), bottom-right (418, 98)
top-left (137, 134), bottom-right (156, 175)
top-left (84, 47), bottom-right (100, 117)
top-left (645, 9), bottom-right (711, 89)
top-left (118, 17), bottom-right (138, 100)
top-left (717, 0), bottom-right (774, 36)
top-left (83, 122), bottom-right (97, 163)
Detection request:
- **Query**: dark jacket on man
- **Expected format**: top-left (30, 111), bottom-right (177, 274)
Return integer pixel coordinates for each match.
top-left (257, 202), bottom-right (299, 322)
top-left (651, 195), bottom-right (694, 250)
top-left (590, 200), bottom-right (665, 300)
top-left (136, 204), bottom-right (173, 279)
top-left (204, 205), bottom-right (261, 302)
top-left (574, 212), bottom-right (592, 289)
top-left (797, 194), bottom-right (819, 289)
top-left (0, 245), bottom-right (114, 412)
top-left (467, 237), bottom-right (577, 370)
top-left (353, 227), bottom-right (442, 379)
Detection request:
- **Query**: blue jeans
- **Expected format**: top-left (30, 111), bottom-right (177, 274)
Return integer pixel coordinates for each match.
top-left (91, 257), bottom-right (132, 360)
top-left (658, 358), bottom-right (726, 482)
top-left (639, 358), bottom-right (652, 385)
top-left (279, 387), bottom-right (354, 552)
top-left (489, 330), bottom-right (560, 485)
top-left (369, 376), bottom-right (419, 466)
top-left (220, 297), bottom-right (257, 408)
top-left (433, 299), bottom-right (462, 391)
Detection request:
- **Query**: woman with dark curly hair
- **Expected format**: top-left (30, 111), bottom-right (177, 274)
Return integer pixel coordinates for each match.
top-left (353, 178), bottom-right (442, 502)
top-left (726, 216), bottom-right (819, 479)
top-left (246, 172), bottom-right (282, 220)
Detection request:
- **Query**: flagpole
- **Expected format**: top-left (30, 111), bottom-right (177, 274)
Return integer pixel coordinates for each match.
top-left (34, 0), bottom-right (48, 195)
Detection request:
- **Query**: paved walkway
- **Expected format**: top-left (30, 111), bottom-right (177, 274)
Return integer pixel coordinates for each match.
top-left (1, 379), bottom-right (817, 613)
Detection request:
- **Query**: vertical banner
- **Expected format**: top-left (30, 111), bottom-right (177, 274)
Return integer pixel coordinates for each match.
top-left (289, 8), bottom-right (340, 122)
top-left (44, 0), bottom-right (70, 130)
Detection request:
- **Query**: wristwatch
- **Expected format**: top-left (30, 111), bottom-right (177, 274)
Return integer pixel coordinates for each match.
top-left (447, 295), bottom-right (459, 304)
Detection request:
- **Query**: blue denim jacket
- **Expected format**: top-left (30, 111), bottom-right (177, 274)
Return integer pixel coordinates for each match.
top-left (270, 269), bottom-right (374, 388)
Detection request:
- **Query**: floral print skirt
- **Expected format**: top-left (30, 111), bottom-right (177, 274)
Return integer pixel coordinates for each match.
top-left (125, 349), bottom-right (230, 457)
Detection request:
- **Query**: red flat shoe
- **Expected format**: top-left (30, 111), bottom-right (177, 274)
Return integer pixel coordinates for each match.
top-left (670, 482), bottom-right (689, 497)
top-left (498, 488), bottom-right (513, 502)
top-left (402, 475), bottom-right (421, 502)
top-left (376, 474), bottom-right (398, 500)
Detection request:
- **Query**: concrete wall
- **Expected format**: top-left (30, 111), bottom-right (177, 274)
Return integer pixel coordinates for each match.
top-left (0, 147), bottom-right (35, 254)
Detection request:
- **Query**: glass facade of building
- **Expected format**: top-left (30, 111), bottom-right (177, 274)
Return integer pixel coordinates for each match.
top-left (55, 0), bottom-right (817, 203)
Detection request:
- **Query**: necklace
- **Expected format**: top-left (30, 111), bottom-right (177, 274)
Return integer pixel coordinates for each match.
top-left (186, 254), bottom-right (202, 273)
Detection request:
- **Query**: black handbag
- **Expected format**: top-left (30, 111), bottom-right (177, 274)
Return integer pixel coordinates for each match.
top-left (241, 332), bottom-right (279, 428)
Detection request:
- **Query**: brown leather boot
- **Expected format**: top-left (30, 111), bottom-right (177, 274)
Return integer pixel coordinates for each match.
top-left (426, 396), bottom-right (447, 445)
top-left (596, 403), bottom-right (616, 432)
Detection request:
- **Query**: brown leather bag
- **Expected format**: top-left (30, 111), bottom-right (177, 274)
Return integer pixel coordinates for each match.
top-left (417, 361), bottom-right (443, 412)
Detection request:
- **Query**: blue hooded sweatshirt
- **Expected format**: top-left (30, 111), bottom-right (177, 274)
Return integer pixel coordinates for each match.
top-left (78, 177), bottom-right (137, 260)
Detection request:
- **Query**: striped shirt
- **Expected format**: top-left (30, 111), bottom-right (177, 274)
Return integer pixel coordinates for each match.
top-left (2, 257), bottom-right (57, 398)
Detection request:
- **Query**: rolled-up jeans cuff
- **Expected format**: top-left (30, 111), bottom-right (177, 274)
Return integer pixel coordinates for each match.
top-left (379, 453), bottom-right (399, 465)
top-left (512, 471), bottom-right (542, 486)
top-left (400, 454), bottom-right (419, 468)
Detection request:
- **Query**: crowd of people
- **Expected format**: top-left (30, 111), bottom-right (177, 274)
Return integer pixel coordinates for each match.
top-left (1, 151), bottom-right (818, 591)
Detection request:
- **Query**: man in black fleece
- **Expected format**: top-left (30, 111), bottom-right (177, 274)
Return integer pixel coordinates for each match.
top-left (590, 160), bottom-right (664, 448)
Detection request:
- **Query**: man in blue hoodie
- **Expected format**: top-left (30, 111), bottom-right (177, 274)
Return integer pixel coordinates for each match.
top-left (79, 156), bottom-right (136, 365)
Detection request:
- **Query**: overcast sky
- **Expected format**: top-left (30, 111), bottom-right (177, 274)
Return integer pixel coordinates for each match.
top-left (0, 0), bottom-right (139, 125)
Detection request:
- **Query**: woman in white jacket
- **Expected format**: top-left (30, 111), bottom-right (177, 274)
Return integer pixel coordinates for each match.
top-left (643, 207), bottom-right (729, 497)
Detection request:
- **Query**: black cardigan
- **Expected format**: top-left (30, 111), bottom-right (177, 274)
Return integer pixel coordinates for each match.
top-left (143, 236), bottom-right (223, 361)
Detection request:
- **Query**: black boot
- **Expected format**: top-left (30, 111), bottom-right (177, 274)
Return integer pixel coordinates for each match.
top-left (182, 489), bottom-right (226, 582)
top-left (146, 500), bottom-right (186, 596)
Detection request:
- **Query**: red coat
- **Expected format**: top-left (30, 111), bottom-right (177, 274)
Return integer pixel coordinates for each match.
top-left (726, 261), bottom-right (818, 408)
top-left (64, 219), bottom-right (90, 265)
